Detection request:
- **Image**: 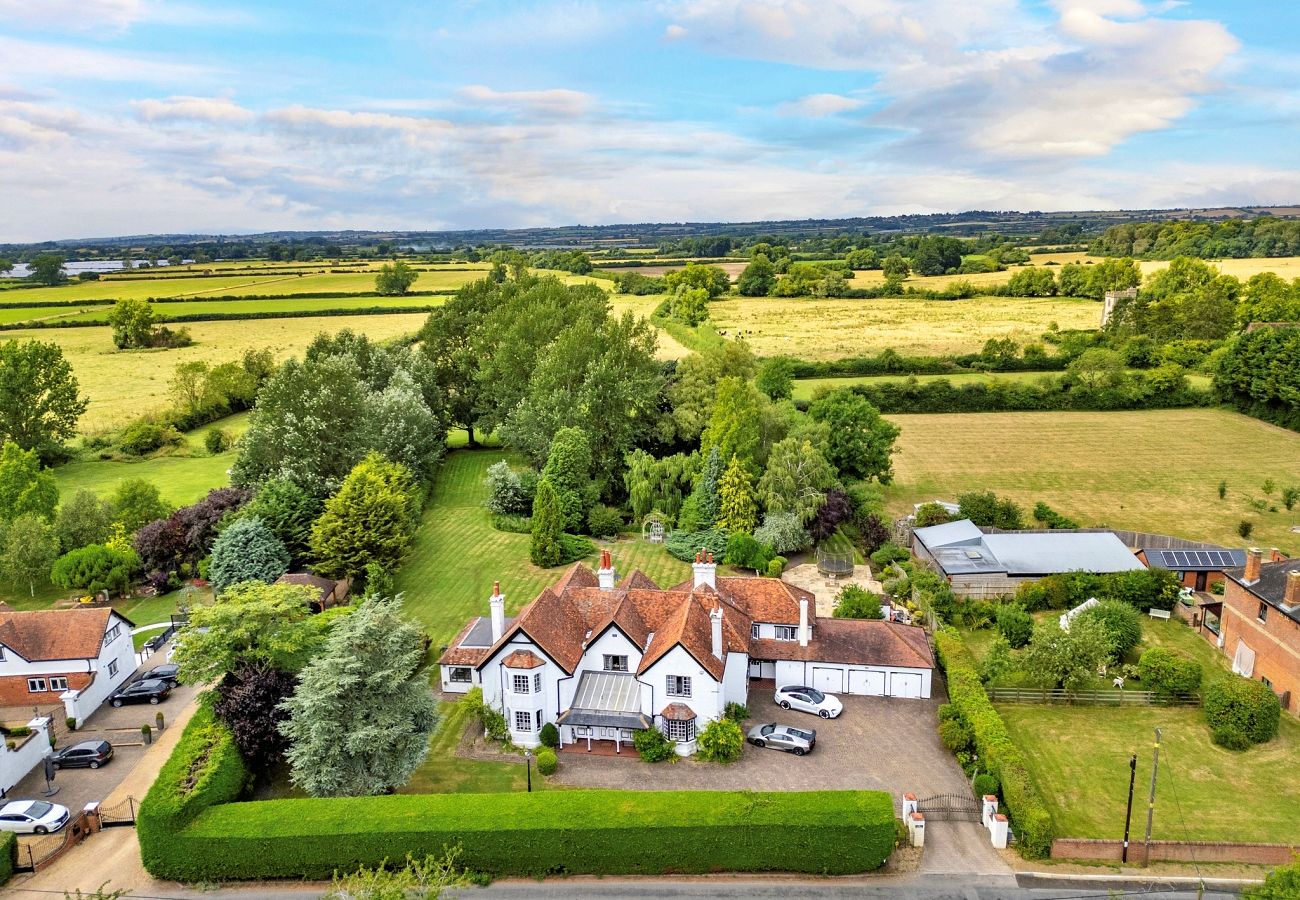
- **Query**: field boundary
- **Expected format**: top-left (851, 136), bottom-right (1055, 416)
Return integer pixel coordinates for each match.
top-left (1052, 837), bottom-right (1297, 866)
top-left (988, 687), bottom-right (1201, 707)
top-left (0, 304), bottom-right (443, 331)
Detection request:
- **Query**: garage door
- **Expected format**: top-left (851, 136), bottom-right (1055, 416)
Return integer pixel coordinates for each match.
top-left (848, 669), bottom-right (886, 696)
top-left (888, 672), bottom-right (923, 698)
top-left (812, 667), bottom-right (845, 693)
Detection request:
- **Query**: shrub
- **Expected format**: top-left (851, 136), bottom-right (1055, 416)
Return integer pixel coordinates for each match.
top-left (724, 532), bottom-right (773, 573)
top-left (535, 748), bottom-right (558, 776)
top-left (0, 831), bottom-right (13, 884)
top-left (723, 702), bottom-right (749, 722)
top-left (119, 421), bottom-right (182, 456)
top-left (490, 513), bottom-right (531, 534)
top-left (933, 627), bottom-right (1055, 858)
top-left (696, 718), bottom-right (744, 763)
top-left (834, 584), bottom-right (884, 619)
top-left (586, 505), bottom-right (623, 538)
top-left (1244, 855), bottom-right (1300, 899)
top-left (142, 789), bottom-right (895, 881)
top-left (204, 428), bottom-right (232, 454)
top-left (972, 773), bottom-right (1000, 799)
top-left (1077, 599), bottom-right (1143, 662)
top-left (753, 511), bottom-right (811, 554)
top-left (557, 533), bottom-right (594, 565)
top-left (1211, 724), bottom-right (1251, 751)
top-left (463, 687), bottom-right (510, 745)
top-left (484, 461), bottom-right (533, 516)
top-left (937, 703), bottom-right (961, 725)
top-left (938, 718), bottom-right (973, 753)
top-left (995, 603), bottom-right (1033, 648)
top-left (1136, 647), bottom-right (1202, 697)
top-left (50, 543), bottom-right (138, 596)
top-left (869, 542), bottom-right (909, 568)
top-left (1203, 677), bottom-right (1281, 745)
top-left (633, 727), bottom-right (676, 763)
top-left (539, 722), bottom-right (560, 749)
top-left (65, 717), bottom-right (76, 732)
top-left (1238, 520), bottom-right (1254, 539)
top-left (912, 502), bottom-right (952, 527)
top-left (766, 557), bottom-right (785, 578)
top-left (664, 528), bottom-right (728, 563)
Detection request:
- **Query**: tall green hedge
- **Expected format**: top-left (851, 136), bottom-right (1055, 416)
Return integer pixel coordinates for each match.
top-left (151, 790), bottom-right (893, 882)
top-left (934, 627), bottom-right (1055, 858)
top-left (0, 831), bottom-right (15, 885)
top-left (137, 702), bottom-right (248, 876)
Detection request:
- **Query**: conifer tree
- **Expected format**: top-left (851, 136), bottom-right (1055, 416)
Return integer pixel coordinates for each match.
top-left (530, 477), bottom-right (564, 567)
top-left (716, 454), bottom-right (758, 534)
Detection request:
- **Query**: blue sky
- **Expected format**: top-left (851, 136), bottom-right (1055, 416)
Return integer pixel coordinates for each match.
top-left (1, 0), bottom-right (1298, 241)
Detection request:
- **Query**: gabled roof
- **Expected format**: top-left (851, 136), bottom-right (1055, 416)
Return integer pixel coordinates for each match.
top-left (666, 576), bottom-right (813, 625)
top-left (750, 620), bottom-right (934, 669)
top-left (502, 650), bottom-right (546, 669)
top-left (0, 608), bottom-right (130, 662)
top-left (1226, 558), bottom-right (1300, 624)
top-left (640, 597), bottom-right (723, 679)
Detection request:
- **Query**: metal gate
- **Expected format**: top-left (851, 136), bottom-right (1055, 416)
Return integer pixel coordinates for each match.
top-left (99, 796), bottom-right (137, 828)
top-left (13, 811), bottom-right (92, 873)
top-left (916, 792), bottom-right (983, 822)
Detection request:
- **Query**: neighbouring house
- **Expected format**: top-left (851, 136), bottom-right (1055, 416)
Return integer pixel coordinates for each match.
top-left (0, 716), bottom-right (53, 794)
top-left (1136, 546), bottom-right (1248, 593)
top-left (275, 572), bottom-right (351, 612)
top-left (438, 549), bottom-right (934, 755)
top-left (911, 519), bottom-right (1145, 598)
top-left (1207, 548), bottom-right (1300, 716)
top-left (0, 608), bottom-right (137, 727)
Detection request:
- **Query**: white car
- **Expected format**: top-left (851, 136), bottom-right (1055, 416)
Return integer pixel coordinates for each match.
top-left (0, 800), bottom-right (71, 834)
top-left (774, 685), bottom-right (844, 719)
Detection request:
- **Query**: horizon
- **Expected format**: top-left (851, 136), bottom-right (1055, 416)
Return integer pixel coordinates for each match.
top-left (3, 1), bottom-right (1300, 242)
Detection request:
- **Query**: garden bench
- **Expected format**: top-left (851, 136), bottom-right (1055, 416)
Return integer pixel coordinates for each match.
top-left (1148, 607), bottom-right (1171, 620)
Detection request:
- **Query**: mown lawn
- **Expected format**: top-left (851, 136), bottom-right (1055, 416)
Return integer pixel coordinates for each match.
top-left (393, 449), bottom-right (690, 647)
top-left (885, 408), bottom-right (1300, 554)
top-left (998, 705), bottom-right (1300, 843)
top-left (401, 698), bottom-right (551, 795)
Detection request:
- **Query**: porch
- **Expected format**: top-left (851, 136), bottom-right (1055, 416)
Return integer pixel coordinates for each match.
top-left (554, 671), bottom-right (648, 754)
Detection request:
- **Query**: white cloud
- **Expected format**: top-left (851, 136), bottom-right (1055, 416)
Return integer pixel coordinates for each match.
top-left (0, 0), bottom-right (146, 32)
top-left (776, 93), bottom-right (865, 117)
top-left (0, 35), bottom-right (215, 84)
top-left (132, 95), bottom-right (254, 124)
top-left (457, 85), bottom-right (595, 117)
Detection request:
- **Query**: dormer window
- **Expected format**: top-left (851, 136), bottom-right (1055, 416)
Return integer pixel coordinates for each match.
top-left (774, 625), bottom-right (797, 642)
top-left (751, 623), bottom-right (760, 639)
top-left (603, 655), bottom-right (628, 672)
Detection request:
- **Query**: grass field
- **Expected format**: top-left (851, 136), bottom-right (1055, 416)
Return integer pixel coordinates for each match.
top-left (885, 409), bottom-right (1300, 553)
top-left (0, 294), bottom-right (443, 327)
top-left (393, 449), bottom-right (690, 647)
top-left (7, 314), bottom-right (430, 431)
top-left (709, 295), bottom-right (1103, 359)
top-left (792, 371), bottom-right (1212, 401)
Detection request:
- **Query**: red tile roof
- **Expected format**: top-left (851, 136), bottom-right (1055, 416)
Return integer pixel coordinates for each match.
top-left (437, 617), bottom-right (493, 667)
top-left (749, 620), bottom-right (934, 669)
top-left (502, 650), bottom-right (546, 669)
top-left (661, 701), bottom-right (696, 721)
top-left (0, 608), bottom-right (126, 661)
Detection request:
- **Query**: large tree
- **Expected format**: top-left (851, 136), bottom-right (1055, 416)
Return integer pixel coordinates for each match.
top-left (416, 279), bottom-right (500, 446)
top-left (757, 438), bottom-right (836, 524)
top-left (540, 426), bottom-right (594, 531)
top-left (54, 489), bottom-right (116, 553)
top-left (310, 453), bottom-right (420, 582)
top-left (0, 514), bottom-right (59, 597)
top-left (365, 369), bottom-right (445, 482)
top-left (280, 595), bottom-right (438, 797)
top-left (666, 342), bottom-right (757, 442)
top-left (716, 455), bottom-right (758, 534)
top-left (208, 516), bottom-right (290, 595)
top-left (213, 664), bottom-right (298, 770)
top-left (27, 254), bottom-right (66, 286)
top-left (0, 442), bottom-right (58, 524)
top-left (172, 580), bottom-right (332, 683)
top-left (529, 477), bottom-right (565, 568)
top-left (1021, 617), bottom-right (1115, 693)
top-left (808, 389), bottom-right (900, 483)
top-left (0, 340), bottom-right (88, 459)
top-left (374, 260), bottom-right (420, 295)
top-left (736, 253), bottom-right (777, 297)
top-left (701, 377), bottom-right (767, 474)
top-left (244, 478), bottom-right (322, 564)
top-left (107, 298), bottom-right (158, 349)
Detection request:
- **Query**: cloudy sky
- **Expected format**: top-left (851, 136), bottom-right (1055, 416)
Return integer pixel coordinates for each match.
top-left (2, 0), bottom-right (1298, 241)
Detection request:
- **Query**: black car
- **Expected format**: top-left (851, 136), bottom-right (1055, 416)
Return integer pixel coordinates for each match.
top-left (51, 740), bottom-right (113, 770)
top-left (109, 678), bottom-right (171, 707)
top-left (141, 663), bottom-right (180, 685)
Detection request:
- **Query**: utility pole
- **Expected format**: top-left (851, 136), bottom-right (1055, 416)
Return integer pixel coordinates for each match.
top-left (1143, 727), bottom-right (1161, 865)
top-left (1121, 753), bottom-right (1137, 863)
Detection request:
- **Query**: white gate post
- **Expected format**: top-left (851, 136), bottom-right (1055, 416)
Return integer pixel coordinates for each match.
top-left (901, 792), bottom-right (918, 819)
top-left (990, 813), bottom-right (1009, 849)
top-left (981, 794), bottom-right (998, 828)
top-left (909, 812), bottom-right (926, 847)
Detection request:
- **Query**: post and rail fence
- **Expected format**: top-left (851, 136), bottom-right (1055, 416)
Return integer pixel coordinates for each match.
top-left (986, 687), bottom-right (1201, 707)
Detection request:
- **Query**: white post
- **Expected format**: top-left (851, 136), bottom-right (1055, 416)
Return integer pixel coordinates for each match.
top-left (990, 813), bottom-right (1009, 849)
top-left (982, 794), bottom-right (998, 828)
top-left (901, 792), bottom-right (919, 819)
top-left (909, 812), bottom-right (926, 848)
top-left (489, 581), bottom-right (505, 643)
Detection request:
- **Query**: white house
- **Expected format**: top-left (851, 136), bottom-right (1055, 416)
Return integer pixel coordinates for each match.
top-left (439, 549), bottom-right (934, 756)
top-left (0, 607), bottom-right (138, 727)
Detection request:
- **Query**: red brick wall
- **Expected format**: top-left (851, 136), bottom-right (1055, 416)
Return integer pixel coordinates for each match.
top-left (1220, 580), bottom-right (1300, 714)
top-left (1052, 838), bottom-right (1296, 865)
top-left (0, 672), bottom-right (94, 707)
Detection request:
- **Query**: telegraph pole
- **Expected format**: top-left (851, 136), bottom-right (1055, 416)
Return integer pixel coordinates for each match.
top-left (1121, 753), bottom-right (1137, 863)
top-left (1143, 727), bottom-right (1161, 864)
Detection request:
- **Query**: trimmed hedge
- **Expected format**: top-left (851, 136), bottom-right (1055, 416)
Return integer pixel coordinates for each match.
top-left (934, 627), bottom-right (1055, 858)
top-left (0, 831), bottom-right (14, 885)
top-left (1203, 676), bottom-right (1281, 745)
top-left (137, 703), bottom-right (248, 877)
top-left (151, 789), bottom-right (894, 881)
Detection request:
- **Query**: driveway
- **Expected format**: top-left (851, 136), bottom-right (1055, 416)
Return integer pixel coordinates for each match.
top-left (5, 644), bottom-right (200, 820)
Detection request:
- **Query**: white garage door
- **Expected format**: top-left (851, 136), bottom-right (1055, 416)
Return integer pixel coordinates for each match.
top-left (812, 667), bottom-right (845, 693)
top-left (888, 672), bottom-right (923, 698)
top-left (848, 669), bottom-right (886, 696)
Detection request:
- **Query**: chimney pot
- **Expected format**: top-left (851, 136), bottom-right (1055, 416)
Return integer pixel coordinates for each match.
top-left (1245, 548), bottom-right (1262, 583)
top-left (693, 550), bottom-right (717, 589)
top-left (597, 549), bottom-right (616, 591)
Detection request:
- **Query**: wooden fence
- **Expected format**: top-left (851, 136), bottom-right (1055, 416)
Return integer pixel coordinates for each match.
top-left (987, 687), bottom-right (1201, 707)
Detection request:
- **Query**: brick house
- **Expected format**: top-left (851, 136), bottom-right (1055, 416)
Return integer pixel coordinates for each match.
top-left (0, 608), bottom-right (137, 722)
top-left (1208, 548), bottom-right (1300, 715)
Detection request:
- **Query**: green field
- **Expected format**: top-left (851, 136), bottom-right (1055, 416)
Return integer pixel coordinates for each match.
top-left (885, 408), bottom-right (1300, 553)
top-left (792, 371), bottom-right (1212, 401)
top-left (0, 294), bottom-right (444, 327)
top-left (393, 449), bottom-right (690, 647)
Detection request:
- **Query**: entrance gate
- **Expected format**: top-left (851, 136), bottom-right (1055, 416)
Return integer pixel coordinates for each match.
top-left (99, 796), bottom-right (137, 828)
top-left (916, 792), bottom-right (983, 822)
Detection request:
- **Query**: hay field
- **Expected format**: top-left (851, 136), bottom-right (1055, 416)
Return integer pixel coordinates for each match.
top-left (710, 295), bottom-right (1101, 359)
top-left (7, 313), bottom-right (430, 432)
top-left (2, 294), bottom-right (441, 326)
top-left (885, 409), bottom-right (1300, 552)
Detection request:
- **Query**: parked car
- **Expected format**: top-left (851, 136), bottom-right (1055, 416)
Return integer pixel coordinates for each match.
top-left (51, 739), bottom-right (114, 770)
top-left (109, 678), bottom-right (171, 707)
top-left (141, 663), bottom-right (180, 685)
top-left (774, 685), bottom-right (843, 719)
top-left (746, 723), bottom-right (816, 755)
top-left (0, 800), bottom-right (70, 834)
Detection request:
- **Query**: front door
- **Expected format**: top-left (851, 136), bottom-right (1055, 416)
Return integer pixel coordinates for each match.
top-left (1195, 571), bottom-right (1207, 592)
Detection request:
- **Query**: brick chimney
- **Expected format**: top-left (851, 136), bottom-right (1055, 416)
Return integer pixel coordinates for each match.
top-left (798, 597), bottom-right (810, 647)
top-left (597, 548), bottom-right (616, 591)
top-left (1245, 548), bottom-right (1262, 583)
top-left (1270, 548), bottom-right (1284, 563)
top-left (1285, 571), bottom-right (1300, 610)
top-left (710, 608), bottom-right (723, 660)
top-left (489, 581), bottom-right (505, 643)
top-left (693, 550), bottom-right (717, 590)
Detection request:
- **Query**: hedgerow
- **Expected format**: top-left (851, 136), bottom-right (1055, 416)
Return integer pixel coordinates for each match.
top-left (145, 785), bottom-right (894, 881)
top-left (934, 627), bottom-right (1055, 858)
top-left (0, 832), bottom-right (15, 885)
top-left (0, 304), bottom-right (442, 331)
